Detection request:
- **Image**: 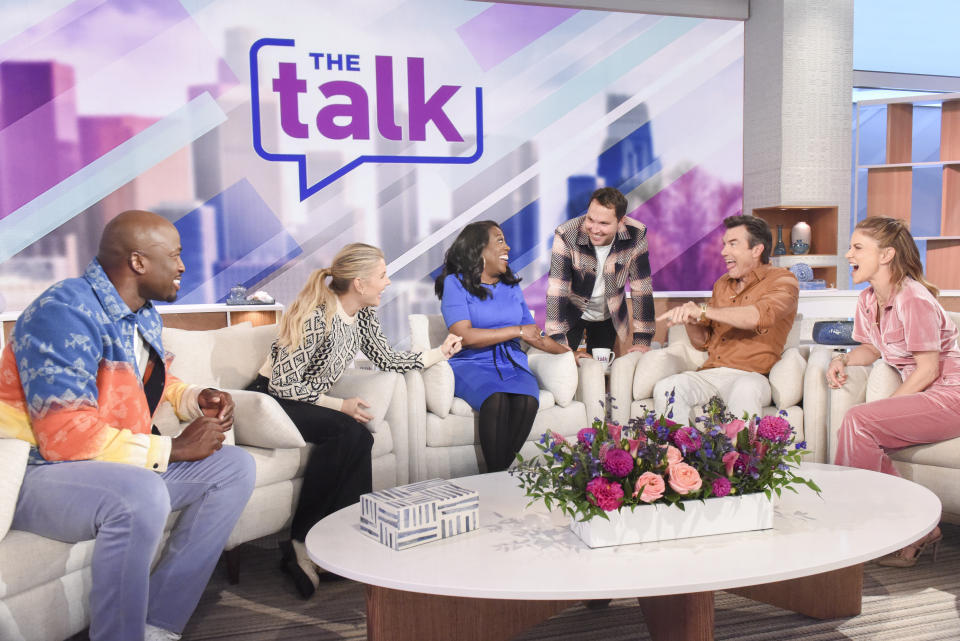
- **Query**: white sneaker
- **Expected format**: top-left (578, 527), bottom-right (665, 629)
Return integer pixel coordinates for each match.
top-left (145, 623), bottom-right (182, 641)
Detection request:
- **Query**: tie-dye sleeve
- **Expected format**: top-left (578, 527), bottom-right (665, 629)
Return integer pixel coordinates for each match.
top-left (14, 300), bottom-right (171, 471)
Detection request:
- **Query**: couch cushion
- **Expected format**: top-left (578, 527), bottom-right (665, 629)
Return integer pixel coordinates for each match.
top-left (0, 530), bottom-right (95, 599)
top-left (450, 397), bottom-right (473, 417)
top-left (151, 400), bottom-right (236, 446)
top-left (162, 323), bottom-right (277, 389)
top-left (526, 349), bottom-right (577, 407)
top-left (633, 349), bottom-right (686, 401)
top-left (891, 436), bottom-right (960, 469)
top-left (0, 439), bottom-right (29, 543)
top-left (426, 412), bottom-right (476, 447)
top-left (238, 444), bottom-right (309, 488)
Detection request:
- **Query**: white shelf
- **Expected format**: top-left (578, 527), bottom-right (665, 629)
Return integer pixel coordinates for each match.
top-left (859, 160), bottom-right (960, 169)
top-left (770, 254), bottom-right (841, 267)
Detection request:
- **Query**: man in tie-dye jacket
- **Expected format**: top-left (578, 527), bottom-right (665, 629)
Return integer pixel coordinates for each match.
top-left (0, 211), bottom-right (255, 641)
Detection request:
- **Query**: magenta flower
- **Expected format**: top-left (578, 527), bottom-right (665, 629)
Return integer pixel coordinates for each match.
top-left (757, 415), bottom-right (792, 442)
top-left (626, 437), bottom-right (645, 457)
top-left (603, 448), bottom-right (635, 477)
top-left (586, 477), bottom-right (625, 511)
top-left (670, 427), bottom-right (701, 452)
top-left (577, 427), bottom-right (598, 447)
top-left (712, 477), bottom-right (732, 497)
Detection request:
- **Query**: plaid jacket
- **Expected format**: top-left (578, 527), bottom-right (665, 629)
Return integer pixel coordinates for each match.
top-left (546, 215), bottom-right (655, 347)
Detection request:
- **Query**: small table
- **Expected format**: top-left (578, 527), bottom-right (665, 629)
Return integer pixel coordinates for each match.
top-left (306, 463), bottom-right (940, 641)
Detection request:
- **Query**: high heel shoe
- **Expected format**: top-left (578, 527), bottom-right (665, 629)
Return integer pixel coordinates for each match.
top-left (876, 529), bottom-right (943, 568)
top-left (279, 539), bottom-right (320, 598)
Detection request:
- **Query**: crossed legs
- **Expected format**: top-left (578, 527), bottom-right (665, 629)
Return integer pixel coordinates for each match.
top-left (653, 367), bottom-right (771, 425)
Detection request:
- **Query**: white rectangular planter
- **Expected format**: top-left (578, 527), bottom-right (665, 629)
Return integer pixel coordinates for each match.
top-left (569, 493), bottom-right (774, 548)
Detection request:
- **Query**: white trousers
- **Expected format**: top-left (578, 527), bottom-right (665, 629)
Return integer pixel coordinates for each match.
top-left (652, 367), bottom-right (771, 425)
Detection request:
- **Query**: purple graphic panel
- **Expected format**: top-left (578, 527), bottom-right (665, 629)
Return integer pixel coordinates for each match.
top-left (456, 4), bottom-right (578, 71)
top-left (0, 0), bottom-right (234, 221)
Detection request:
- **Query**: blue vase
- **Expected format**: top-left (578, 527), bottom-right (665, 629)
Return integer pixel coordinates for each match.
top-left (812, 320), bottom-right (859, 345)
top-left (773, 225), bottom-right (787, 256)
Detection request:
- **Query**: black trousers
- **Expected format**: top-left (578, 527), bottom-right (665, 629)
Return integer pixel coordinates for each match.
top-left (565, 316), bottom-right (617, 353)
top-left (246, 375), bottom-right (373, 542)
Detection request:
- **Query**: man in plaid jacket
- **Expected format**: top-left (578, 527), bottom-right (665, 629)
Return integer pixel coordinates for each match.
top-left (546, 187), bottom-right (655, 356)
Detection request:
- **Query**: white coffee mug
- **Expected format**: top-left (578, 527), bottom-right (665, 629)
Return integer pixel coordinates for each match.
top-left (591, 348), bottom-right (615, 371)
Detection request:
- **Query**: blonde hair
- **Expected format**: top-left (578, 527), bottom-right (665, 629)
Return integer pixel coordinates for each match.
top-left (277, 243), bottom-right (385, 348)
top-left (854, 217), bottom-right (939, 298)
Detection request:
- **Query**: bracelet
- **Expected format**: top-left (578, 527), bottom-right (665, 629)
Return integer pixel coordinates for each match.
top-left (698, 303), bottom-right (708, 323)
top-left (832, 352), bottom-right (849, 365)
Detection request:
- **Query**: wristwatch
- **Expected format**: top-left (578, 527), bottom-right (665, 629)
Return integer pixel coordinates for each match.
top-left (698, 303), bottom-right (708, 323)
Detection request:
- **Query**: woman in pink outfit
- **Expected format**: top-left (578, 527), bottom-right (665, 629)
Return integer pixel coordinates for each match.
top-left (828, 217), bottom-right (960, 566)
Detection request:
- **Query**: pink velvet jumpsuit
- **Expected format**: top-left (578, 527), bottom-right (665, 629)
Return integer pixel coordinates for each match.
top-left (834, 278), bottom-right (960, 476)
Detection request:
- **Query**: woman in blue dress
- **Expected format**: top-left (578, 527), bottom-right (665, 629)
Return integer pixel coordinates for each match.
top-left (435, 221), bottom-right (569, 471)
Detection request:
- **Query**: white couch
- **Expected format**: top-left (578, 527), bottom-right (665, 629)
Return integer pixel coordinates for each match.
top-left (827, 311), bottom-right (960, 522)
top-left (0, 321), bottom-right (409, 641)
top-left (608, 319), bottom-right (812, 452)
top-left (404, 314), bottom-right (607, 481)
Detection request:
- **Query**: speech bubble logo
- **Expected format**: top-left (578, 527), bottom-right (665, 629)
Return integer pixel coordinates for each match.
top-left (250, 38), bottom-right (483, 201)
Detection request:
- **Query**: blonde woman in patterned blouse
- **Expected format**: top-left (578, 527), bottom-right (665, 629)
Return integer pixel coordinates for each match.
top-left (246, 243), bottom-right (461, 598)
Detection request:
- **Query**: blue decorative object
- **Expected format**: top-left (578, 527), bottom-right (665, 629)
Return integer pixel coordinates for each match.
top-left (798, 279), bottom-right (827, 290)
top-left (812, 320), bottom-right (859, 345)
top-left (773, 225), bottom-right (787, 256)
top-left (226, 284), bottom-right (248, 305)
top-left (789, 263), bottom-right (813, 282)
top-left (790, 239), bottom-right (810, 255)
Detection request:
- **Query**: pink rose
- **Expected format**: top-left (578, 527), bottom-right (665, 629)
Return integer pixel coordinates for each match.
top-left (722, 451), bottom-right (740, 477)
top-left (723, 419), bottom-right (746, 445)
top-left (665, 445), bottom-right (683, 466)
top-left (633, 472), bottom-right (666, 503)
top-left (607, 423), bottom-right (622, 443)
top-left (667, 463), bottom-right (703, 495)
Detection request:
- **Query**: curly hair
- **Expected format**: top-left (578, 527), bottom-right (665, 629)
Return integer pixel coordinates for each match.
top-left (434, 221), bottom-right (521, 300)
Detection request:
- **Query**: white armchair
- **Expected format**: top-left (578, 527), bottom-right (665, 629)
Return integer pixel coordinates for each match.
top-left (828, 311), bottom-right (960, 521)
top-left (405, 314), bottom-right (606, 481)
top-left (609, 318), bottom-right (809, 447)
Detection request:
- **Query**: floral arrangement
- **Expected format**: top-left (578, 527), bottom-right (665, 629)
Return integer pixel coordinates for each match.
top-left (512, 395), bottom-right (820, 521)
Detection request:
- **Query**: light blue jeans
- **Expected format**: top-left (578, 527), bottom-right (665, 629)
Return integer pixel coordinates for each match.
top-left (11, 446), bottom-right (255, 641)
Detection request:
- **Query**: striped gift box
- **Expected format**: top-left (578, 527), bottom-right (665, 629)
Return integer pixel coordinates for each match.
top-left (359, 479), bottom-right (480, 550)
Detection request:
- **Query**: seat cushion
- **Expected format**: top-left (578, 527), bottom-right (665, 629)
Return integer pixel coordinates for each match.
top-left (891, 436), bottom-right (960, 469)
top-left (0, 530), bottom-right (95, 600)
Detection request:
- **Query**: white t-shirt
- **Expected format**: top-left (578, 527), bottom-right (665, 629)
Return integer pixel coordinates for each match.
top-left (581, 242), bottom-right (612, 322)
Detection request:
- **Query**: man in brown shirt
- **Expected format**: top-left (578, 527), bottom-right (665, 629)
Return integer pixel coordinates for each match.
top-left (653, 215), bottom-right (799, 423)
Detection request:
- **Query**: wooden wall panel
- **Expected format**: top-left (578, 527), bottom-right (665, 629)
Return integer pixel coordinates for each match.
top-left (867, 167), bottom-right (912, 220)
top-left (886, 103), bottom-right (913, 164)
top-left (941, 100), bottom-right (960, 161)
top-left (926, 239), bottom-right (960, 291)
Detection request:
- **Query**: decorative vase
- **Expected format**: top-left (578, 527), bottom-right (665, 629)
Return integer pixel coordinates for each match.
top-left (789, 262), bottom-right (813, 282)
top-left (568, 493), bottom-right (775, 548)
top-left (226, 284), bottom-right (247, 305)
top-left (773, 225), bottom-right (787, 256)
top-left (790, 221), bottom-right (811, 255)
top-left (811, 320), bottom-right (859, 345)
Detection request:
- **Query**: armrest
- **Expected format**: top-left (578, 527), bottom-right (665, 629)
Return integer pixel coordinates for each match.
top-left (0, 438), bottom-right (30, 543)
top-left (800, 347), bottom-right (834, 463)
top-left (826, 365), bottom-right (870, 462)
top-left (608, 351), bottom-right (643, 425)
top-left (404, 370), bottom-right (428, 483)
top-left (525, 348), bottom-right (578, 406)
top-left (576, 357), bottom-right (607, 422)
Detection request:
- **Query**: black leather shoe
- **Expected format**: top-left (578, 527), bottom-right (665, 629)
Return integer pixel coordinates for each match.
top-left (278, 539), bottom-right (318, 599)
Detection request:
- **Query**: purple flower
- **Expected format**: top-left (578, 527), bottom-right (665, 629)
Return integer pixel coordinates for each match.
top-left (670, 427), bottom-right (702, 452)
top-left (712, 477), bottom-right (732, 497)
top-left (577, 428), bottom-right (598, 447)
top-left (602, 448), bottom-right (635, 477)
top-left (757, 415), bottom-right (792, 442)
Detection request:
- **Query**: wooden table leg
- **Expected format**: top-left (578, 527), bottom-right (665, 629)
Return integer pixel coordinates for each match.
top-left (365, 585), bottom-right (574, 641)
top-left (637, 592), bottom-right (715, 641)
top-left (729, 563), bottom-right (863, 619)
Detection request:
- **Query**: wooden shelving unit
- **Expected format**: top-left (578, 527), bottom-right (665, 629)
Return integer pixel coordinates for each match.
top-left (855, 91), bottom-right (960, 290)
top-left (753, 205), bottom-right (840, 288)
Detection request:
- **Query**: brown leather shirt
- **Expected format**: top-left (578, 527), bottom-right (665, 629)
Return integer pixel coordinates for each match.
top-left (692, 264), bottom-right (799, 374)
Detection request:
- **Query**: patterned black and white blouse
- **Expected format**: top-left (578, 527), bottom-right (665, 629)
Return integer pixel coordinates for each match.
top-left (263, 299), bottom-right (440, 409)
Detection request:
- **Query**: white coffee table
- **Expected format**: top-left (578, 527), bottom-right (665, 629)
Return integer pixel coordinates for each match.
top-left (306, 463), bottom-right (940, 641)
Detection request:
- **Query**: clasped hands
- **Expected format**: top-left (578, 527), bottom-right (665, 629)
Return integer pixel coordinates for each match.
top-left (170, 388), bottom-right (234, 462)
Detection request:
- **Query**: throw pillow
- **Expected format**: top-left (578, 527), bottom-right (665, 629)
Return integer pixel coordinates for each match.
top-left (327, 370), bottom-right (397, 433)
top-left (632, 349), bottom-right (685, 401)
top-left (526, 349), bottom-right (576, 407)
top-left (0, 439), bottom-right (30, 543)
top-left (152, 398), bottom-right (237, 446)
top-left (866, 361), bottom-right (901, 402)
top-left (768, 347), bottom-right (806, 408)
top-left (230, 390), bottom-right (306, 449)
top-left (421, 361), bottom-right (455, 418)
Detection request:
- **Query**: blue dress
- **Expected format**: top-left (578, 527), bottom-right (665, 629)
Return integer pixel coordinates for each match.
top-left (441, 274), bottom-right (540, 410)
